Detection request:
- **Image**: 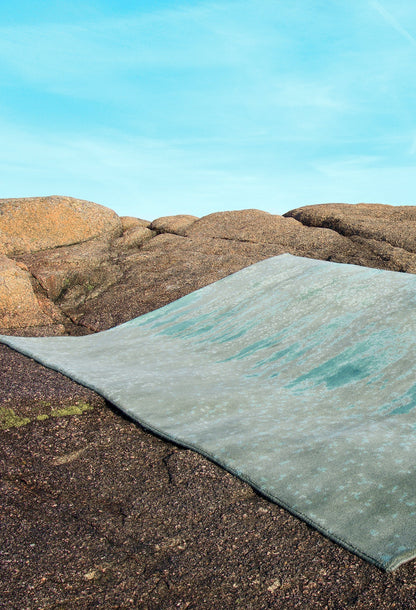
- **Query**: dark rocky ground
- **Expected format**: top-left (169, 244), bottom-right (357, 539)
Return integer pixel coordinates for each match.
top-left (2, 198), bottom-right (416, 608)
top-left (2, 345), bottom-right (416, 609)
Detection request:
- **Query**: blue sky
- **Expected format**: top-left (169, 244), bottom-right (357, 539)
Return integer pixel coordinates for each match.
top-left (1, 0), bottom-right (416, 220)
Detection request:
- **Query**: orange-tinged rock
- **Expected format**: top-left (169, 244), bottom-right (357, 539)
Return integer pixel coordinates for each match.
top-left (150, 214), bottom-right (198, 236)
top-left (120, 216), bottom-right (150, 231)
top-left (0, 195), bottom-right (122, 256)
top-left (115, 226), bottom-right (156, 250)
top-left (284, 203), bottom-right (416, 273)
top-left (284, 203), bottom-right (416, 253)
top-left (184, 208), bottom-right (356, 260)
top-left (0, 255), bottom-right (55, 329)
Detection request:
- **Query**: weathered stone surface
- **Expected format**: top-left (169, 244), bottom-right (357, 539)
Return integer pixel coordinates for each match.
top-left (2, 200), bottom-right (416, 334)
top-left (16, 237), bottom-right (125, 332)
top-left (0, 255), bottom-right (60, 330)
top-left (184, 208), bottom-right (359, 262)
top-left (64, 218), bottom-right (360, 332)
top-left (120, 216), bottom-right (150, 231)
top-left (284, 203), bottom-right (416, 249)
top-left (115, 226), bottom-right (156, 250)
top-left (0, 195), bottom-right (122, 256)
top-left (284, 203), bottom-right (416, 272)
top-left (150, 214), bottom-right (199, 236)
top-left (65, 233), bottom-right (289, 331)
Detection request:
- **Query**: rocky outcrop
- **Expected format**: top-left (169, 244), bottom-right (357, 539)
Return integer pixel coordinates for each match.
top-left (284, 203), bottom-right (416, 273)
top-left (0, 255), bottom-right (64, 331)
top-left (0, 195), bottom-right (122, 256)
top-left (2, 197), bottom-right (416, 609)
top-left (1, 197), bottom-right (416, 335)
top-left (150, 214), bottom-right (199, 236)
top-left (120, 216), bottom-right (150, 231)
top-left (184, 209), bottom-right (358, 260)
top-left (114, 226), bottom-right (156, 250)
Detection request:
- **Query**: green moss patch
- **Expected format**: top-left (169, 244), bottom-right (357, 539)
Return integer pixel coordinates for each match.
top-left (0, 401), bottom-right (94, 430)
top-left (50, 402), bottom-right (94, 417)
top-left (0, 407), bottom-right (31, 430)
top-left (36, 414), bottom-right (50, 421)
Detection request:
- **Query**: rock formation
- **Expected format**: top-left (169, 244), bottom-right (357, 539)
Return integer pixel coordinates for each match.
top-left (1, 196), bottom-right (415, 335)
top-left (284, 203), bottom-right (416, 274)
top-left (2, 195), bottom-right (416, 609)
top-left (0, 195), bottom-right (122, 256)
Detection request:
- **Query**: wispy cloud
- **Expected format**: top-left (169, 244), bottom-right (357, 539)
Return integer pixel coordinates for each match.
top-left (0, 3), bottom-right (276, 87)
top-left (370, 0), bottom-right (416, 47)
top-left (1, 1), bottom-right (416, 215)
top-left (2, 116), bottom-right (416, 219)
top-left (0, 119), bottom-right (284, 217)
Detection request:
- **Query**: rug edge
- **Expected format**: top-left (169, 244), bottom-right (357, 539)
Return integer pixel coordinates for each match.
top-left (0, 334), bottom-right (408, 572)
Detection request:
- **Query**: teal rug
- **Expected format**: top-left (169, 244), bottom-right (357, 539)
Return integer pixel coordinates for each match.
top-left (2, 254), bottom-right (416, 571)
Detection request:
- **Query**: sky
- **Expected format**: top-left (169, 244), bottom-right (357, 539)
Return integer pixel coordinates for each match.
top-left (1, 0), bottom-right (416, 220)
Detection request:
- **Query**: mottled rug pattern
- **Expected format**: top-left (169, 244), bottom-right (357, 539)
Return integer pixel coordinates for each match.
top-left (2, 254), bottom-right (416, 571)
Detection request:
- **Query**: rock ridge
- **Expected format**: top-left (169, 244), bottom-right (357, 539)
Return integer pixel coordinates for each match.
top-left (284, 203), bottom-right (416, 272)
top-left (1, 196), bottom-right (415, 335)
top-left (2, 196), bottom-right (416, 609)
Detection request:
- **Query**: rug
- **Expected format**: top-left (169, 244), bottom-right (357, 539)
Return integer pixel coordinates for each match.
top-left (2, 253), bottom-right (416, 571)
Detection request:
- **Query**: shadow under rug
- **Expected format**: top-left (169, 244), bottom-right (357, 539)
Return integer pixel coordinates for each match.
top-left (2, 253), bottom-right (416, 571)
